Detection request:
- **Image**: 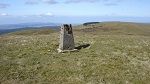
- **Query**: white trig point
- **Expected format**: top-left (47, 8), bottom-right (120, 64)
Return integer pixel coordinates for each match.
top-left (57, 24), bottom-right (76, 53)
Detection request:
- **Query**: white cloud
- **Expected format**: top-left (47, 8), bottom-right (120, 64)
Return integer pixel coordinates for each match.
top-left (42, 0), bottom-right (58, 4)
top-left (24, 0), bottom-right (123, 5)
top-left (0, 13), bottom-right (9, 16)
top-left (103, 0), bottom-right (122, 6)
top-left (25, 0), bottom-right (58, 5)
top-left (65, 0), bottom-right (100, 3)
top-left (44, 12), bottom-right (53, 16)
top-left (24, 0), bottom-right (124, 7)
top-left (25, 0), bottom-right (39, 5)
top-left (23, 12), bottom-right (54, 17)
top-left (65, 0), bottom-right (123, 4)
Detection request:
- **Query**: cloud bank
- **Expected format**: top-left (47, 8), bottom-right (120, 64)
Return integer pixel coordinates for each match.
top-left (65, 0), bottom-right (100, 3)
top-left (25, 0), bottom-right (58, 5)
top-left (24, 0), bottom-right (123, 5)
top-left (65, 0), bottom-right (123, 5)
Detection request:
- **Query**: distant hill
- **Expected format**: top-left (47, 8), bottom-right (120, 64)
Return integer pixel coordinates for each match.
top-left (76, 22), bottom-right (150, 36)
top-left (83, 22), bottom-right (100, 26)
top-left (0, 22), bottom-right (60, 29)
top-left (2, 22), bottom-right (150, 36)
top-left (8, 28), bottom-right (57, 35)
top-left (0, 26), bottom-right (60, 35)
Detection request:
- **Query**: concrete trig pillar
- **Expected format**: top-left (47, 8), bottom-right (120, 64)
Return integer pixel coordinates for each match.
top-left (58, 24), bottom-right (75, 52)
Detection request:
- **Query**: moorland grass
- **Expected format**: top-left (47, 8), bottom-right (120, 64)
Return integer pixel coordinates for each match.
top-left (0, 22), bottom-right (150, 84)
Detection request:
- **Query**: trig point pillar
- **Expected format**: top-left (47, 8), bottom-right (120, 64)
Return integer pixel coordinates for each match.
top-left (58, 24), bottom-right (75, 52)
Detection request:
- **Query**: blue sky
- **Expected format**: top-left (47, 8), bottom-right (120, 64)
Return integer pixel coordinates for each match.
top-left (0, 0), bottom-right (150, 24)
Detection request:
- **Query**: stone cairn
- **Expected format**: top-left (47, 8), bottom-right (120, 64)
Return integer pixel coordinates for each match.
top-left (57, 24), bottom-right (76, 53)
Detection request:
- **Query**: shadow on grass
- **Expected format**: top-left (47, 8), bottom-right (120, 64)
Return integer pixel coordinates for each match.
top-left (75, 44), bottom-right (90, 50)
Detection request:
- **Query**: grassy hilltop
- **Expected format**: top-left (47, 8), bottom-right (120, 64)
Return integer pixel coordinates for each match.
top-left (0, 22), bottom-right (150, 84)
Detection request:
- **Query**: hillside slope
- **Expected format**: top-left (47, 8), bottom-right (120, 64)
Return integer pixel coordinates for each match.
top-left (0, 22), bottom-right (150, 84)
top-left (75, 22), bottom-right (150, 36)
top-left (8, 28), bottom-right (57, 35)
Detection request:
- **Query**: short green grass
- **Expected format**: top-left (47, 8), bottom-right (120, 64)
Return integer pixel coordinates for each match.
top-left (0, 22), bottom-right (150, 84)
top-left (8, 28), bottom-right (56, 35)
